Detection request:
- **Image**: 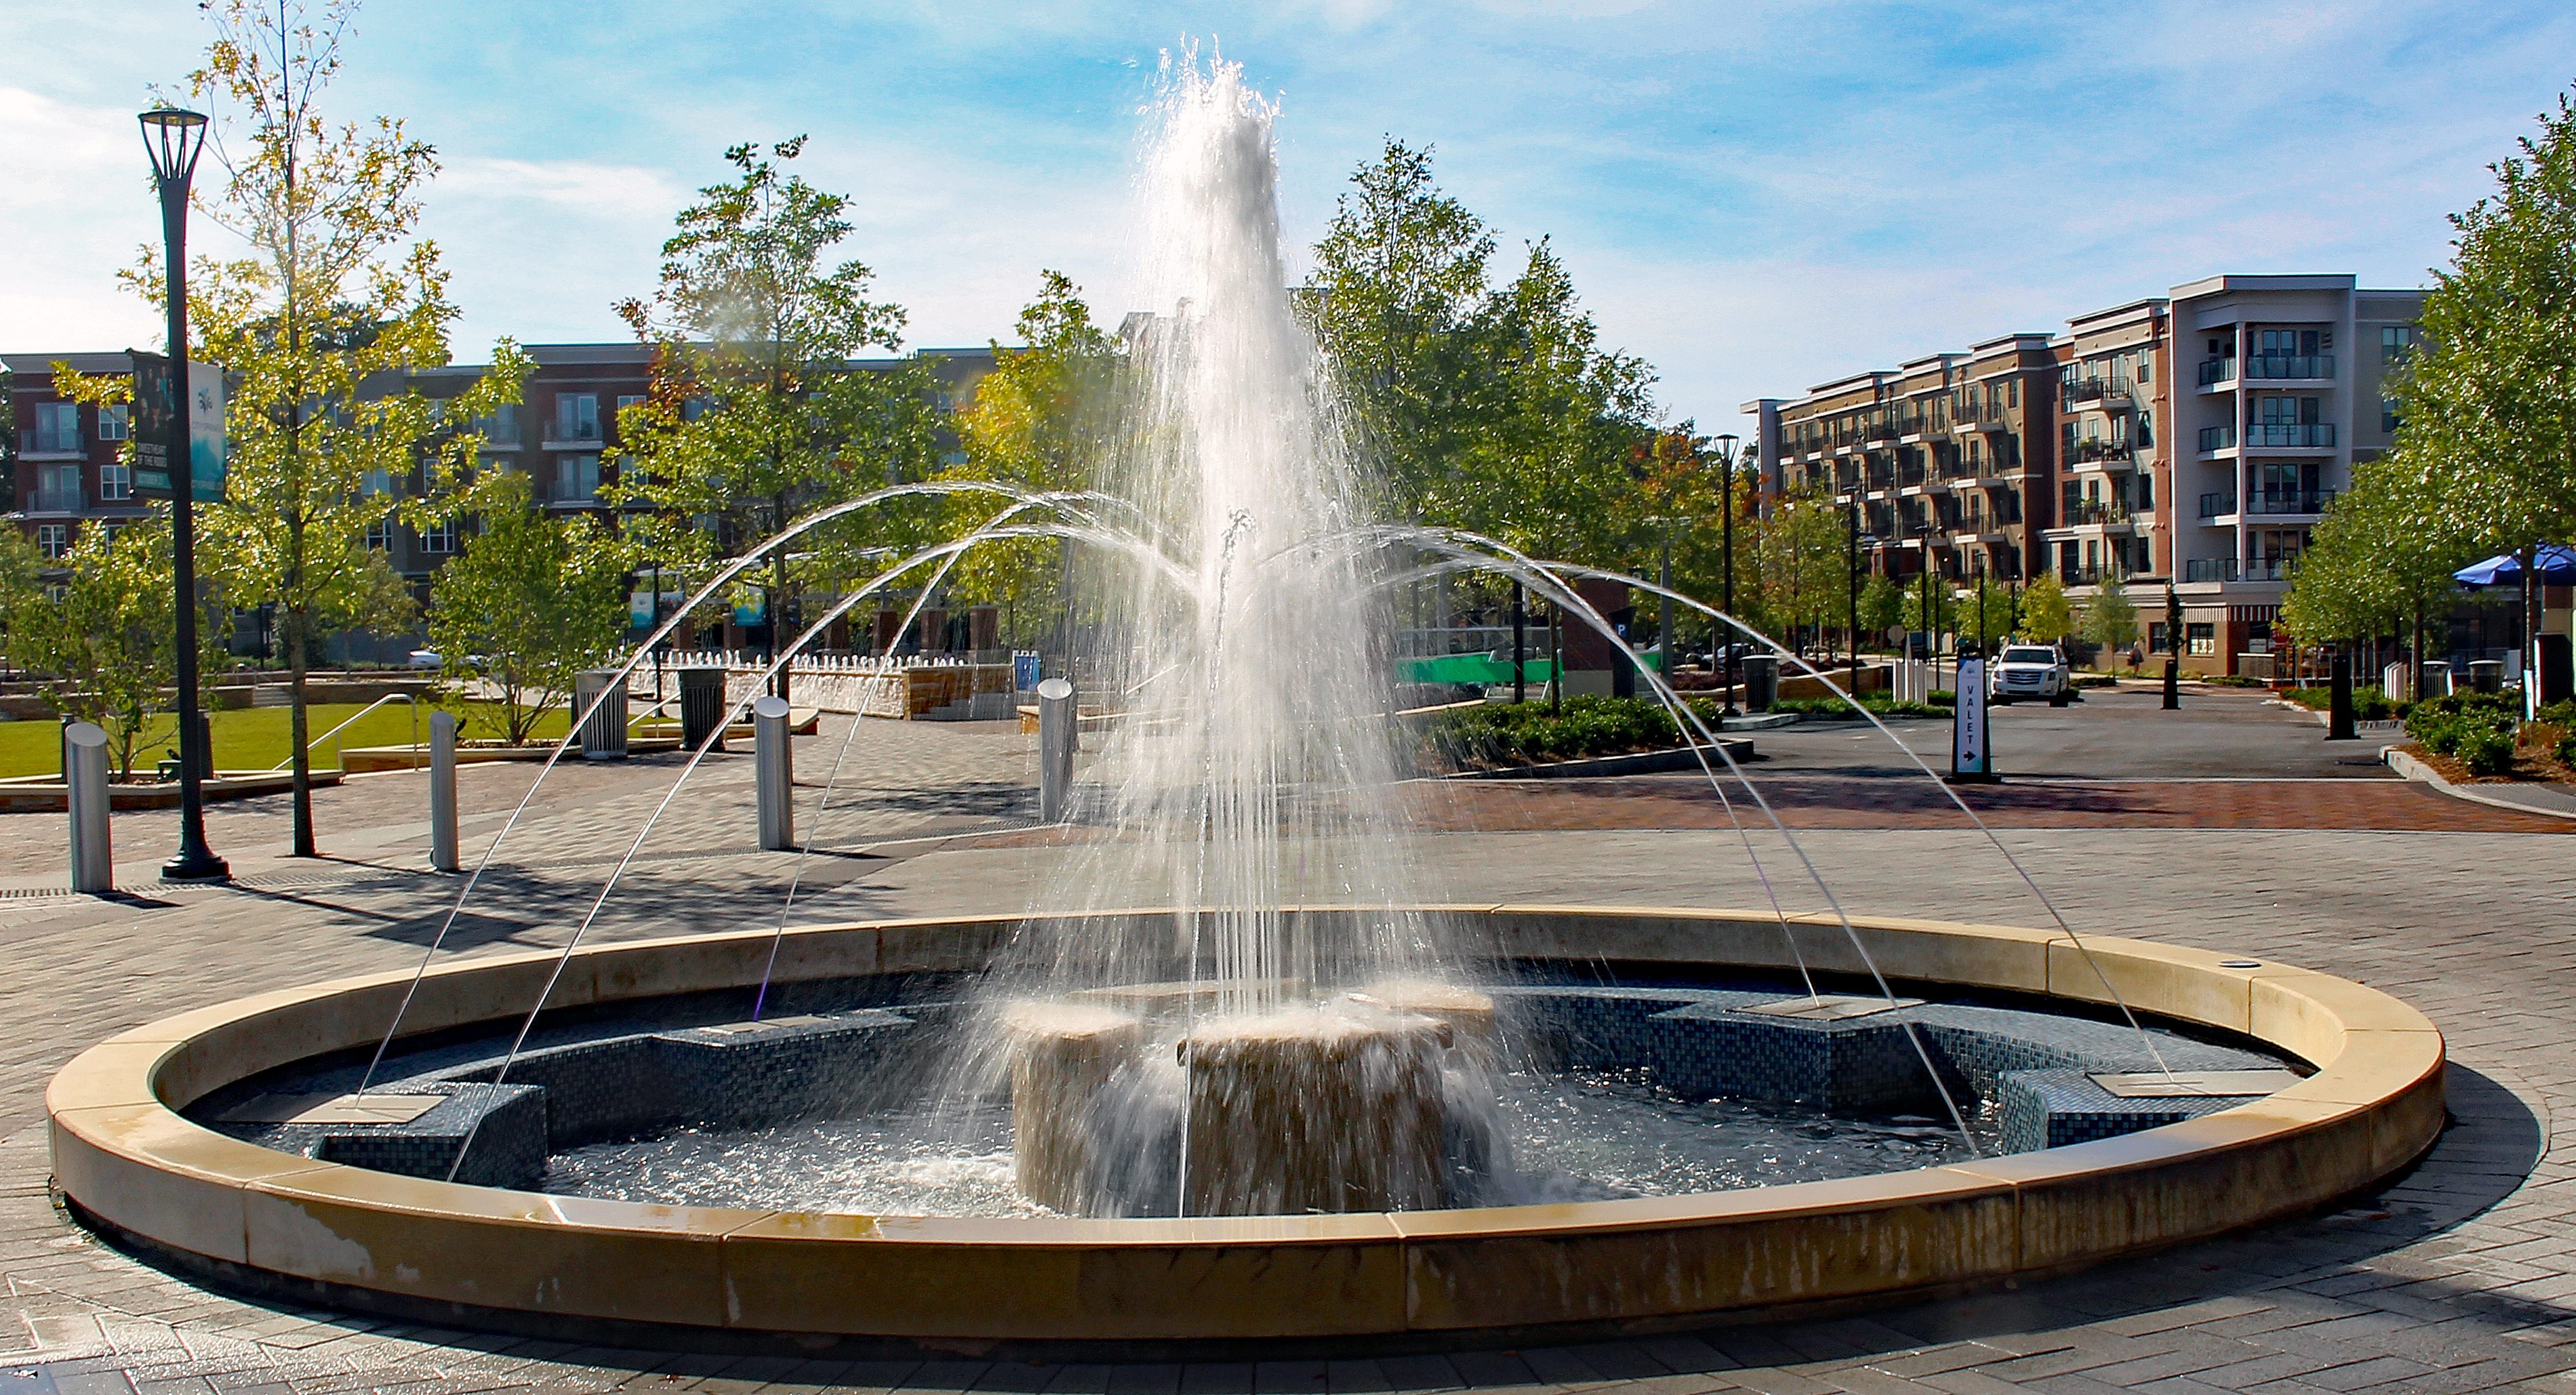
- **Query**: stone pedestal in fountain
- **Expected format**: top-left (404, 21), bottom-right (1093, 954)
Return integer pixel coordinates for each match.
top-left (1180, 1003), bottom-right (1449, 1216)
top-left (1002, 1003), bottom-right (1144, 1213)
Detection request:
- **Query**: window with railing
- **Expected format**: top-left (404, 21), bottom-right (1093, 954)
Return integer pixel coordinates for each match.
top-left (27, 403), bottom-right (79, 453)
top-left (475, 404), bottom-right (521, 446)
top-left (554, 394), bottom-right (601, 443)
top-left (2199, 424), bottom-right (2236, 452)
top-left (2198, 358), bottom-right (2236, 386)
top-left (33, 464), bottom-right (81, 512)
top-left (2245, 354), bottom-right (2333, 380)
top-left (98, 405), bottom-right (127, 442)
top-left (99, 462), bottom-right (132, 502)
top-left (2200, 491), bottom-right (2236, 518)
top-left (555, 453), bottom-right (601, 503)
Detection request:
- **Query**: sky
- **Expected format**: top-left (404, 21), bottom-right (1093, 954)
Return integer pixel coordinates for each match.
top-left (5, 0), bottom-right (2573, 430)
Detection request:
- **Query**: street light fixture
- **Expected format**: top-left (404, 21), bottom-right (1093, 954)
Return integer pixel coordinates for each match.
top-left (141, 104), bottom-right (227, 883)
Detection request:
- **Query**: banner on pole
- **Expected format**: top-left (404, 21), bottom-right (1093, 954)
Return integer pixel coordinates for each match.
top-left (130, 353), bottom-right (225, 502)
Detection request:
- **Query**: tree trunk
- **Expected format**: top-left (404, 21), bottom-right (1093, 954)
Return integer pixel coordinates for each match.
top-left (289, 618), bottom-right (315, 857)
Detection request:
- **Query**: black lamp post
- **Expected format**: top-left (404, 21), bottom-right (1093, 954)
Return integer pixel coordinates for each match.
top-left (1715, 432), bottom-right (1741, 719)
top-left (142, 105), bottom-right (227, 883)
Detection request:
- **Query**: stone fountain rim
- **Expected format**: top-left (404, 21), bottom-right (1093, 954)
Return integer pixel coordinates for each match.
top-left (47, 905), bottom-right (2444, 1346)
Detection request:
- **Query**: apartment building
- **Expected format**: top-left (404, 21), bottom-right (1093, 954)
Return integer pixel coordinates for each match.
top-left (1742, 272), bottom-right (2423, 674)
top-left (1745, 332), bottom-right (2058, 586)
top-left (9, 342), bottom-right (999, 596)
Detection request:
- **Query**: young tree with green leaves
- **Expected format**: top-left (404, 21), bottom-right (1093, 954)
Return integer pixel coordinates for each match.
top-left (427, 473), bottom-right (637, 746)
top-left (1753, 490), bottom-right (1853, 655)
top-left (610, 137), bottom-right (944, 684)
top-left (2021, 573), bottom-right (2073, 646)
top-left (1857, 572), bottom-right (1904, 647)
top-left (2082, 580), bottom-right (2140, 666)
top-left (60, 0), bottom-right (520, 855)
top-left (940, 270), bottom-right (1121, 647)
top-left (1307, 141), bottom-right (1659, 565)
top-left (9, 519), bottom-right (230, 780)
top-left (1958, 575), bottom-right (2016, 651)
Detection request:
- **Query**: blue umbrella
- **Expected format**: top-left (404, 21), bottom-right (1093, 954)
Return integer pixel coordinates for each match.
top-left (2453, 544), bottom-right (2576, 587)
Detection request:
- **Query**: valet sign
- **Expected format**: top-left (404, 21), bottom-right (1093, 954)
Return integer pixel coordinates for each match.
top-left (129, 352), bottom-right (226, 502)
top-left (1952, 655), bottom-right (1991, 780)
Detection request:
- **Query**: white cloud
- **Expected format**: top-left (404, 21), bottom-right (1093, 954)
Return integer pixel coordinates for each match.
top-left (0, 85), bottom-right (166, 351)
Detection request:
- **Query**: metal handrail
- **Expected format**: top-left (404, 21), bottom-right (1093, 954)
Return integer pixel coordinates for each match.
top-left (269, 691), bottom-right (421, 773)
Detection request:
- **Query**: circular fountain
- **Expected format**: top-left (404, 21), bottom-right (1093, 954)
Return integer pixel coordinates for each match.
top-left (50, 906), bottom-right (2441, 1351)
top-left (46, 55), bottom-right (2445, 1356)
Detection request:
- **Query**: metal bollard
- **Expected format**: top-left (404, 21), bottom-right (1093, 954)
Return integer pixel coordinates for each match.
top-left (429, 710), bottom-right (459, 873)
top-left (1037, 677), bottom-right (1075, 824)
top-left (574, 669), bottom-right (628, 761)
top-left (65, 721), bottom-right (111, 893)
top-left (754, 695), bottom-right (794, 851)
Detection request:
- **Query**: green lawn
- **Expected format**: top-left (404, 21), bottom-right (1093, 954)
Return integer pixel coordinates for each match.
top-left (0, 700), bottom-right (579, 780)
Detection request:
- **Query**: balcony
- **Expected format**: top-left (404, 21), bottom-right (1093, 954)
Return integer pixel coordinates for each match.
top-left (2062, 377), bottom-right (2134, 411)
top-left (2198, 425), bottom-right (2236, 453)
top-left (1952, 407), bottom-right (2009, 432)
top-left (1861, 422), bottom-right (1899, 444)
top-left (2198, 358), bottom-right (2236, 386)
top-left (2184, 558), bottom-right (2299, 584)
top-left (542, 424), bottom-right (604, 451)
top-left (2061, 501), bottom-right (2135, 527)
top-left (29, 487), bottom-right (82, 514)
top-left (2199, 492), bottom-right (2237, 519)
top-left (1895, 416), bottom-right (1939, 439)
top-left (2244, 354), bottom-right (2334, 381)
top-left (2244, 422), bottom-right (2335, 448)
top-left (2068, 438), bottom-right (2135, 468)
top-left (2247, 489), bottom-right (2336, 516)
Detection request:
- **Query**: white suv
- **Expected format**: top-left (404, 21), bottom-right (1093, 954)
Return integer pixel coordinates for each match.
top-left (1990, 645), bottom-right (2072, 706)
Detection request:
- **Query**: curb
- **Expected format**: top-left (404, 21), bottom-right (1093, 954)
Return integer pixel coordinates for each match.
top-left (1442, 737), bottom-right (1757, 780)
top-left (2381, 744), bottom-right (2576, 820)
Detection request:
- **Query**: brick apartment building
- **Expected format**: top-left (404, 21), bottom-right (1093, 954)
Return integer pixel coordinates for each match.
top-left (1742, 273), bottom-right (2424, 675)
top-left (7, 342), bottom-right (998, 653)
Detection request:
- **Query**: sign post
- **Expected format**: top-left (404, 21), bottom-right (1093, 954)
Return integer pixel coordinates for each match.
top-left (1948, 654), bottom-right (1998, 784)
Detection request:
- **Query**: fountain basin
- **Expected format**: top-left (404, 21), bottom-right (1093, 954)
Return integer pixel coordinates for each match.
top-left (47, 907), bottom-right (2442, 1352)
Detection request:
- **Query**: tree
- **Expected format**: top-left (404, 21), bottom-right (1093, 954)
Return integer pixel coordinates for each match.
top-left (1900, 576), bottom-right (1955, 639)
top-left (2082, 579), bottom-right (2139, 664)
top-left (0, 526), bottom-right (43, 678)
top-left (940, 270), bottom-right (1121, 647)
top-left (2375, 89), bottom-right (2576, 562)
top-left (1752, 490), bottom-right (1852, 653)
top-left (427, 474), bottom-right (636, 746)
top-left (1308, 142), bottom-right (1660, 565)
top-left (1957, 575), bottom-right (2016, 651)
top-left (9, 520), bottom-right (230, 779)
top-left (609, 136), bottom-right (944, 683)
top-left (1857, 573), bottom-right (1904, 647)
top-left (2021, 573), bottom-right (2073, 645)
top-left (60, 0), bottom-right (520, 855)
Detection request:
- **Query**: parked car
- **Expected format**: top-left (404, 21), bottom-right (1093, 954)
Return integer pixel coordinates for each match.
top-left (407, 649), bottom-right (442, 670)
top-left (1989, 645), bottom-right (2072, 706)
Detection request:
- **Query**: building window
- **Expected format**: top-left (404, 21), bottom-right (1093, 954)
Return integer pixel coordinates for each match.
top-left (98, 404), bottom-right (128, 441)
top-left (2382, 396), bottom-right (2402, 434)
top-left (37, 524), bottom-right (71, 559)
top-left (100, 462), bottom-right (132, 501)
top-left (2137, 471), bottom-right (2154, 512)
top-left (555, 453), bottom-right (600, 503)
top-left (475, 404), bottom-right (521, 446)
top-left (28, 403), bottom-right (79, 453)
top-left (101, 521), bottom-right (128, 546)
top-left (614, 394), bottom-right (645, 439)
top-left (2381, 325), bottom-right (2419, 363)
top-left (2148, 622), bottom-right (2168, 652)
top-left (555, 393), bottom-right (601, 443)
top-left (365, 514), bottom-right (395, 551)
top-left (422, 519), bottom-right (456, 554)
top-left (2186, 623), bottom-right (2215, 656)
top-left (35, 464), bottom-right (81, 513)
top-left (360, 468), bottom-right (395, 499)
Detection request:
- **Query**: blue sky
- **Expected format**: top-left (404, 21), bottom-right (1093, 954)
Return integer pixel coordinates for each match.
top-left (5, 1), bottom-right (2573, 430)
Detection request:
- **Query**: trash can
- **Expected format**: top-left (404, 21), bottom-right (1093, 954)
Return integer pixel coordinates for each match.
top-left (679, 666), bottom-right (727, 751)
top-left (574, 669), bottom-right (628, 761)
top-left (1742, 654), bottom-right (1779, 712)
top-left (2419, 660), bottom-right (2452, 700)
top-left (2468, 659), bottom-right (2503, 694)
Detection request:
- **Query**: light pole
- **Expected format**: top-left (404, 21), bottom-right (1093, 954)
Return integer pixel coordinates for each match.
top-left (142, 105), bottom-right (226, 883)
top-left (1715, 432), bottom-right (1741, 719)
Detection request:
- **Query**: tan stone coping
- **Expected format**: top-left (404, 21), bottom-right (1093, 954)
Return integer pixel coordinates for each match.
top-left (47, 908), bottom-right (2444, 1344)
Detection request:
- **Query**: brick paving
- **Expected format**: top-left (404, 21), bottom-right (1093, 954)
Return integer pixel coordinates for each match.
top-left (4, 710), bottom-right (2575, 1392)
